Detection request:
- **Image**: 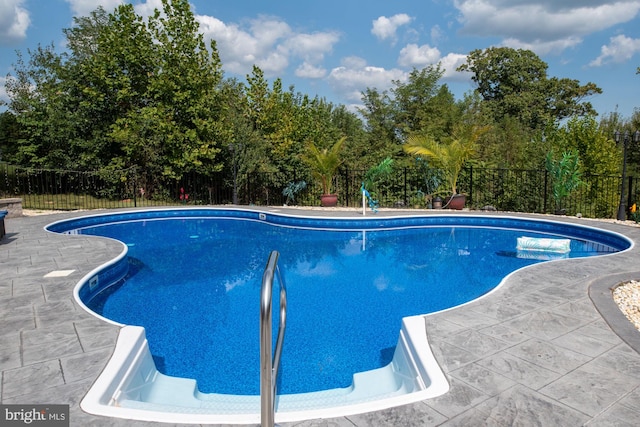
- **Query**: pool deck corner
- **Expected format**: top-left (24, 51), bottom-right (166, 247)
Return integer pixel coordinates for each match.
top-left (2, 207), bottom-right (640, 426)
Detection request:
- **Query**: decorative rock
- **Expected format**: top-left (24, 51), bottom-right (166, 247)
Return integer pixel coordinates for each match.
top-left (613, 280), bottom-right (640, 331)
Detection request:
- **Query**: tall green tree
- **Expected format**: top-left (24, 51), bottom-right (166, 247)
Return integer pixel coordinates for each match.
top-left (359, 65), bottom-right (461, 168)
top-left (601, 110), bottom-right (640, 176)
top-left (458, 47), bottom-right (601, 130)
top-left (392, 65), bottom-right (459, 140)
top-left (0, 111), bottom-right (23, 163)
top-left (563, 116), bottom-right (620, 176)
top-left (358, 87), bottom-right (400, 164)
top-left (6, 0), bottom-right (227, 192)
top-left (115, 0), bottom-right (226, 179)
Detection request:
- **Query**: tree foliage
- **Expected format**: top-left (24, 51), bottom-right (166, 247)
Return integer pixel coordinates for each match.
top-left (5, 0), bottom-right (226, 189)
top-left (458, 47), bottom-right (602, 130)
top-left (1, 3), bottom-right (635, 206)
top-left (358, 65), bottom-right (462, 168)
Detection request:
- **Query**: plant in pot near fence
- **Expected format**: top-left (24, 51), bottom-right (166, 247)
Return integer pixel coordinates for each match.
top-left (403, 126), bottom-right (486, 210)
top-left (546, 150), bottom-right (583, 215)
top-left (301, 136), bottom-right (346, 207)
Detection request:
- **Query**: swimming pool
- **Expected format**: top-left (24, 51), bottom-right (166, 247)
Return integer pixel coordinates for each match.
top-left (47, 208), bottom-right (631, 424)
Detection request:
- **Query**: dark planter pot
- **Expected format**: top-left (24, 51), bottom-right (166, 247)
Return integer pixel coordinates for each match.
top-left (444, 194), bottom-right (466, 210)
top-left (432, 196), bottom-right (443, 209)
top-left (320, 194), bottom-right (338, 207)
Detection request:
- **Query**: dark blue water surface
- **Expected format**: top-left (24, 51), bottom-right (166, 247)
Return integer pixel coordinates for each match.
top-left (58, 211), bottom-right (626, 396)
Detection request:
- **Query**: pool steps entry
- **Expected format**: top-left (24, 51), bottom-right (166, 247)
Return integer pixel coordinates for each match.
top-left (80, 316), bottom-right (448, 424)
top-left (260, 251), bottom-right (287, 427)
top-left (78, 250), bottom-right (449, 424)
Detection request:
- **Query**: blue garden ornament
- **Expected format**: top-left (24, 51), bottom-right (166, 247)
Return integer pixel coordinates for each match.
top-left (361, 183), bottom-right (379, 213)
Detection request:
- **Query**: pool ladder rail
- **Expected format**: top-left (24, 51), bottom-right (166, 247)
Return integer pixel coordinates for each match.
top-left (260, 251), bottom-right (287, 427)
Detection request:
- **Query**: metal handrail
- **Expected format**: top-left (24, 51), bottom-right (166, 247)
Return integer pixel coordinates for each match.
top-left (260, 251), bottom-right (287, 427)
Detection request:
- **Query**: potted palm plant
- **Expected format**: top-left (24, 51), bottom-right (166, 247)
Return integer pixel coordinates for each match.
top-left (301, 136), bottom-right (346, 207)
top-left (404, 126), bottom-right (486, 209)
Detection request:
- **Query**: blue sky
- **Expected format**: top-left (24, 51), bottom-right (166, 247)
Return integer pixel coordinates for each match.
top-left (1, 0), bottom-right (640, 119)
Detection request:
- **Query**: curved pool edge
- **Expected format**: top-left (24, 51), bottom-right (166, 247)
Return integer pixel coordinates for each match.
top-left (45, 207), bottom-right (635, 424)
top-left (589, 270), bottom-right (640, 354)
top-left (44, 207), bottom-right (635, 253)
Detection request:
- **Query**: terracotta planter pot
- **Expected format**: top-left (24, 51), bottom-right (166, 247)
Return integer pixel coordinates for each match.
top-left (444, 194), bottom-right (466, 210)
top-left (320, 194), bottom-right (338, 207)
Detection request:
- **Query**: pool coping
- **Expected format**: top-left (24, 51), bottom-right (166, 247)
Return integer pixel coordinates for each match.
top-left (2, 207), bottom-right (640, 426)
top-left (589, 271), bottom-right (640, 354)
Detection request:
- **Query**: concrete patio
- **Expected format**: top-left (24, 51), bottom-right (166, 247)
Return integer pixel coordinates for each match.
top-left (1, 208), bottom-right (640, 426)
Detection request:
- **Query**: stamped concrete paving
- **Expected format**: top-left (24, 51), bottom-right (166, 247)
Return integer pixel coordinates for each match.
top-left (1, 208), bottom-right (640, 427)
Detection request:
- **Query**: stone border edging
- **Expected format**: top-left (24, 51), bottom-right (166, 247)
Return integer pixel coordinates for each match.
top-left (589, 271), bottom-right (640, 354)
top-left (0, 197), bottom-right (23, 218)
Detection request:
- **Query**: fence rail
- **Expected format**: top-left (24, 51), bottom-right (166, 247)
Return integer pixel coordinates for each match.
top-left (1, 162), bottom-right (638, 219)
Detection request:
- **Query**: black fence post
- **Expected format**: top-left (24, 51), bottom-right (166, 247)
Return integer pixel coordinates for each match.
top-left (403, 167), bottom-right (408, 206)
top-left (628, 175), bottom-right (634, 212)
top-left (132, 167), bottom-right (138, 208)
top-left (469, 166), bottom-right (473, 206)
top-left (543, 169), bottom-right (548, 214)
top-left (343, 167), bottom-right (349, 207)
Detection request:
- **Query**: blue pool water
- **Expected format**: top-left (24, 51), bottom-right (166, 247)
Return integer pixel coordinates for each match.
top-left (50, 210), bottom-right (628, 396)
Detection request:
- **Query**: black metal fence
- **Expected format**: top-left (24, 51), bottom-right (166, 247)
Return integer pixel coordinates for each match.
top-left (1, 162), bottom-right (638, 219)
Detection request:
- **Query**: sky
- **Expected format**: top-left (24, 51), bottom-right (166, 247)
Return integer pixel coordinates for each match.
top-left (1, 0), bottom-right (640, 120)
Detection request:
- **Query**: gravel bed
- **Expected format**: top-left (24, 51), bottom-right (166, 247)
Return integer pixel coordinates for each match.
top-left (614, 280), bottom-right (640, 331)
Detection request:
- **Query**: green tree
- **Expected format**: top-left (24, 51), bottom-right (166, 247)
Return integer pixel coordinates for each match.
top-left (359, 65), bottom-right (461, 168)
top-left (358, 87), bottom-right (400, 164)
top-left (0, 111), bottom-right (23, 163)
top-left (131, 0), bottom-right (225, 178)
top-left (6, 0), bottom-right (226, 190)
top-left (392, 65), bottom-right (459, 140)
top-left (564, 116), bottom-right (620, 176)
top-left (601, 110), bottom-right (640, 177)
top-left (458, 47), bottom-right (601, 130)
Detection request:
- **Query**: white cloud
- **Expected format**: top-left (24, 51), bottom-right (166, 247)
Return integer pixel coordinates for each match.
top-left (430, 25), bottom-right (445, 44)
top-left (0, 76), bottom-right (9, 105)
top-left (295, 62), bottom-right (326, 79)
top-left (197, 14), bottom-right (339, 77)
top-left (398, 43), bottom-right (441, 67)
top-left (197, 15), bottom-right (290, 75)
top-left (327, 56), bottom-right (407, 102)
top-left (590, 34), bottom-right (640, 66)
top-left (0, 0), bottom-right (30, 45)
top-left (454, 0), bottom-right (640, 54)
top-left (132, 0), bottom-right (163, 19)
top-left (396, 44), bottom-right (470, 82)
top-left (285, 31), bottom-right (340, 64)
top-left (65, 0), bottom-right (122, 16)
top-left (500, 36), bottom-right (583, 55)
top-left (371, 13), bottom-right (413, 43)
top-left (439, 53), bottom-right (471, 81)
